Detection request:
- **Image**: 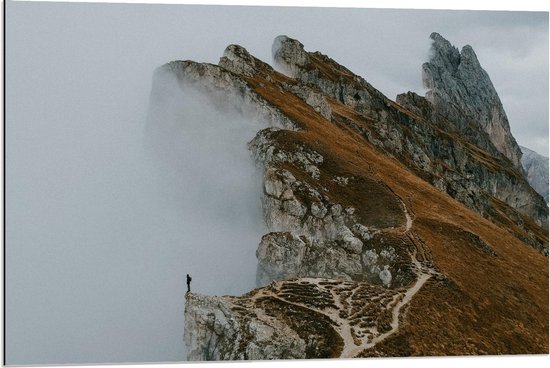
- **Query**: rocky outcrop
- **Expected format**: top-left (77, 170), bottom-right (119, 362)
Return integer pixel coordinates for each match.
top-left (521, 146), bottom-right (549, 204)
top-left (272, 35), bottom-right (310, 77)
top-left (150, 53), bottom-right (299, 134)
top-left (249, 131), bottom-right (417, 288)
top-left (396, 92), bottom-right (549, 243)
top-left (422, 32), bottom-right (523, 171)
top-left (184, 292), bottom-right (308, 360)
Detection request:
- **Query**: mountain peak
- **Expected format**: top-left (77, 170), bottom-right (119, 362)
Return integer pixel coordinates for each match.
top-left (272, 35), bottom-right (310, 77)
top-left (422, 32), bottom-right (523, 170)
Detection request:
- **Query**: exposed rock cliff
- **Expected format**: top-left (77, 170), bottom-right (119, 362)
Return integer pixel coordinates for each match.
top-left (521, 145), bottom-right (549, 204)
top-left (148, 33), bottom-right (549, 360)
top-left (422, 32), bottom-right (524, 171)
top-left (249, 130), bottom-right (417, 288)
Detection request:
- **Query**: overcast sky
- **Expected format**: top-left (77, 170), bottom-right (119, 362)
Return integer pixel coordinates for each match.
top-left (8, 1), bottom-right (547, 154)
top-left (4, 1), bottom-right (549, 366)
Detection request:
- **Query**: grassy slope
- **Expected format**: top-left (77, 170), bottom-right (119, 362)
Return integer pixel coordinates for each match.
top-left (240, 60), bottom-right (548, 355)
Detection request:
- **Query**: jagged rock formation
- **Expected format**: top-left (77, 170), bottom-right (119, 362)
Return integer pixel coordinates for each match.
top-left (249, 134), bottom-right (416, 288)
top-left (422, 32), bottom-right (524, 171)
top-left (520, 146), bottom-right (549, 204)
top-left (148, 33), bottom-right (549, 360)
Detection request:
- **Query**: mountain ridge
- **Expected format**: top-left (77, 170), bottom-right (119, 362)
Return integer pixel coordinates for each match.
top-left (147, 33), bottom-right (549, 359)
top-left (273, 35), bottom-right (547, 252)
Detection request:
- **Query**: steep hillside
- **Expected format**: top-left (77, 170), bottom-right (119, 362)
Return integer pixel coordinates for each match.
top-left (148, 34), bottom-right (548, 359)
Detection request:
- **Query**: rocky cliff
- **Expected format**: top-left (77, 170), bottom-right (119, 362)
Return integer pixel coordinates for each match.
top-left (521, 145), bottom-right (549, 204)
top-left (422, 32), bottom-right (524, 171)
top-left (148, 33), bottom-right (549, 360)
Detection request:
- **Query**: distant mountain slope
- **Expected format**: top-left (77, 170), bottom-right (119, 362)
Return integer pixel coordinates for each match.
top-left (148, 34), bottom-right (549, 360)
top-left (521, 145), bottom-right (549, 204)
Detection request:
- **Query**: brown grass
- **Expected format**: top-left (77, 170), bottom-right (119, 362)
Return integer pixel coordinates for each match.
top-left (256, 296), bottom-right (344, 358)
top-left (236, 55), bottom-right (549, 355)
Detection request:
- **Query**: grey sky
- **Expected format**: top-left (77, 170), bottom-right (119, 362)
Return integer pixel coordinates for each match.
top-left (5, 1), bottom-right (549, 365)
top-left (8, 2), bottom-right (546, 152)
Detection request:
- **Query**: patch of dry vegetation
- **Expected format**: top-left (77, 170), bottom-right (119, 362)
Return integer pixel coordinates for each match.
top-left (256, 295), bottom-right (344, 358)
top-left (278, 281), bottom-right (337, 310)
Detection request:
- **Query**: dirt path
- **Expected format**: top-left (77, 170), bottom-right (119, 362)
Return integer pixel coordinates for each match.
top-left (338, 198), bottom-right (431, 357)
top-left (330, 285), bottom-right (360, 358)
top-left (404, 201), bottom-right (413, 232)
top-left (246, 197), bottom-right (432, 358)
top-left (361, 253), bottom-right (429, 350)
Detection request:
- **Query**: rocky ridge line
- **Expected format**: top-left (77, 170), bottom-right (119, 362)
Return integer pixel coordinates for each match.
top-left (273, 34), bottom-right (547, 253)
top-left (160, 40), bottom-right (439, 359)
top-left (147, 34), bottom-right (549, 360)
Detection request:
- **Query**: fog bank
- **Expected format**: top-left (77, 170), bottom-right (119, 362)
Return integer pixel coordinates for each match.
top-left (5, 3), bottom-right (266, 365)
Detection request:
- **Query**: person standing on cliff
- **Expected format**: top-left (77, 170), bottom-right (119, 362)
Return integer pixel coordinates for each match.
top-left (186, 274), bottom-right (192, 293)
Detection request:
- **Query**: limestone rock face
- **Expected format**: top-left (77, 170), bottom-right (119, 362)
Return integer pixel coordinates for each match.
top-left (150, 58), bottom-right (298, 133)
top-left (521, 146), bottom-right (549, 204)
top-left (272, 35), bottom-right (388, 118)
top-left (422, 32), bottom-right (523, 171)
top-left (219, 44), bottom-right (259, 77)
top-left (282, 82), bottom-right (332, 120)
top-left (184, 292), bottom-right (307, 360)
top-left (250, 136), bottom-right (415, 287)
top-left (256, 232), bottom-right (308, 286)
top-left (272, 35), bottom-right (310, 77)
